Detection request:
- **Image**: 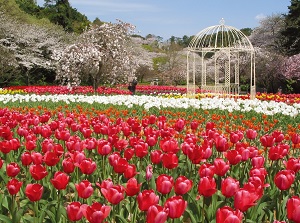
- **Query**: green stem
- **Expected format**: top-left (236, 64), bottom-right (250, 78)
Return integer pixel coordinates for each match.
top-left (202, 197), bottom-right (205, 223)
top-left (34, 201), bottom-right (39, 223)
top-left (56, 190), bottom-right (61, 222)
top-left (11, 195), bottom-right (15, 222)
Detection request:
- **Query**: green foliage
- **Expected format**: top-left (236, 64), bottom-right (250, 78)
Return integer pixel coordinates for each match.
top-left (152, 56), bottom-right (168, 71)
top-left (240, 28), bottom-right (253, 36)
top-left (281, 0), bottom-right (300, 55)
top-left (141, 44), bottom-right (154, 52)
top-left (14, 0), bottom-right (90, 34)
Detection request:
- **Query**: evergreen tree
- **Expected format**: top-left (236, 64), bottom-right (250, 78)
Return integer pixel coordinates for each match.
top-left (281, 0), bottom-right (300, 55)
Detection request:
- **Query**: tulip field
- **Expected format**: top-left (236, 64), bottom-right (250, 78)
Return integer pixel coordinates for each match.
top-left (0, 86), bottom-right (300, 223)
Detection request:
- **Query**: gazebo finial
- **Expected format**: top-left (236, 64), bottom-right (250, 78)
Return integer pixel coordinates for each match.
top-left (220, 18), bottom-right (225, 25)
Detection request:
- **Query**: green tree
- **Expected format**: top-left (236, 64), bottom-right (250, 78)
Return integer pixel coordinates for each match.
top-left (281, 0), bottom-right (300, 55)
top-left (15, 0), bottom-right (41, 16)
top-left (240, 28), bottom-right (252, 36)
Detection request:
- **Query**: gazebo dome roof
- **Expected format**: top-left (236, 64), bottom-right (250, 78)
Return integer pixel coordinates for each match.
top-left (188, 19), bottom-right (254, 52)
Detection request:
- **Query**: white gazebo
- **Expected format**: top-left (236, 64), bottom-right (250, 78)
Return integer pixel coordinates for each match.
top-left (186, 19), bottom-right (256, 99)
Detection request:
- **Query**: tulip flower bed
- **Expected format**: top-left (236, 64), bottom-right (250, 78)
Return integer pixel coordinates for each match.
top-left (0, 93), bottom-right (300, 223)
top-left (4, 85), bottom-right (300, 104)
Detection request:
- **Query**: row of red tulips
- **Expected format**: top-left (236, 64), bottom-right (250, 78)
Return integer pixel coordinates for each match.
top-left (0, 106), bottom-right (299, 222)
top-left (4, 85), bottom-right (300, 104)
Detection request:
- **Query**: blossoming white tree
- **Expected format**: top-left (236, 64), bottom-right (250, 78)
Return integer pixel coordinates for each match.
top-left (0, 9), bottom-right (74, 85)
top-left (56, 20), bottom-right (139, 89)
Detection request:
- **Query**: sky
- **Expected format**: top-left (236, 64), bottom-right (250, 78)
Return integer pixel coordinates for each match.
top-left (36, 0), bottom-right (291, 40)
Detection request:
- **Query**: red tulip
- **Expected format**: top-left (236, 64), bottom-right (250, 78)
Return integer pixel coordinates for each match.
top-left (112, 158), bottom-right (128, 174)
top-left (146, 205), bottom-right (168, 223)
top-left (96, 179), bottom-right (114, 190)
top-left (246, 129), bottom-right (257, 140)
top-left (0, 140), bottom-right (11, 154)
top-left (225, 149), bottom-right (242, 165)
top-left (206, 122), bottom-right (215, 130)
top-left (108, 152), bottom-right (121, 167)
top-left (291, 133), bottom-right (300, 145)
top-left (124, 148), bottom-right (135, 160)
top-left (62, 157), bottom-right (75, 174)
top-left (268, 144), bottom-right (289, 161)
top-left (250, 166), bottom-right (267, 180)
top-left (156, 174), bottom-right (174, 195)
top-left (97, 141), bottom-right (112, 156)
top-left (125, 178), bottom-right (141, 196)
top-left (186, 144), bottom-right (202, 164)
top-left (221, 177), bottom-right (240, 198)
top-left (77, 158), bottom-right (97, 175)
top-left (215, 135), bottom-right (229, 152)
top-left (272, 130), bottom-right (284, 143)
top-left (260, 134), bottom-right (275, 147)
top-left (55, 129), bottom-right (70, 141)
top-left (164, 195), bottom-right (187, 219)
top-left (21, 151), bottom-right (33, 166)
top-left (274, 170), bottom-right (295, 190)
top-left (7, 178), bottom-right (23, 195)
top-left (51, 171), bottom-right (70, 190)
top-left (230, 131), bottom-right (243, 144)
top-left (31, 151), bottom-right (43, 165)
top-left (114, 139), bottom-right (128, 151)
top-left (25, 183), bottom-right (43, 202)
top-left (148, 114), bottom-right (157, 124)
top-left (174, 176), bottom-right (193, 195)
top-left (124, 163), bottom-right (138, 179)
top-left (160, 137), bottom-right (180, 153)
top-left (101, 184), bottom-right (125, 205)
top-left (0, 158), bottom-right (3, 169)
top-left (198, 163), bottom-right (215, 178)
top-left (137, 189), bottom-right (159, 211)
top-left (198, 177), bottom-right (217, 197)
top-left (6, 162), bottom-right (20, 177)
top-left (162, 152), bottom-right (178, 169)
top-left (216, 206), bottom-right (243, 223)
top-left (9, 138), bottom-right (21, 151)
top-left (150, 150), bottom-right (162, 164)
top-left (75, 180), bottom-right (94, 199)
top-left (287, 196), bottom-right (300, 223)
top-left (29, 164), bottom-right (48, 180)
top-left (243, 176), bottom-right (265, 200)
top-left (251, 155), bottom-right (265, 168)
top-left (81, 202), bottom-right (111, 223)
top-left (234, 189), bottom-right (258, 212)
top-left (66, 201), bottom-right (83, 221)
top-left (134, 141), bottom-right (149, 158)
top-left (43, 151), bottom-right (60, 166)
top-left (146, 135), bottom-right (158, 147)
top-left (190, 120), bottom-right (199, 130)
top-left (213, 158), bottom-right (230, 176)
top-left (174, 118), bottom-right (185, 132)
top-left (284, 158), bottom-right (300, 173)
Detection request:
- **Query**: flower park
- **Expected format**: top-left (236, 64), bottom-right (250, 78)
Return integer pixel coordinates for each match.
top-left (0, 85), bottom-right (299, 223)
top-left (1, 0), bottom-right (300, 223)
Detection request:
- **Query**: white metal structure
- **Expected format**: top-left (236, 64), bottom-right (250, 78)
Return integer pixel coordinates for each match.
top-left (186, 19), bottom-right (256, 98)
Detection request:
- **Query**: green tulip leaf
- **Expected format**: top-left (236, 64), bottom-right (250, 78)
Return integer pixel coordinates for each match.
top-left (0, 214), bottom-right (12, 223)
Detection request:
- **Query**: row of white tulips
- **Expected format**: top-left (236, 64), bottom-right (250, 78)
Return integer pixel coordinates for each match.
top-left (0, 94), bottom-right (299, 117)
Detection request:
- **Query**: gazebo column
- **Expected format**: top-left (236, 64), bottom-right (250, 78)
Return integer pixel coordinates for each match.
top-left (235, 63), bottom-right (239, 95)
top-left (225, 61), bottom-right (230, 95)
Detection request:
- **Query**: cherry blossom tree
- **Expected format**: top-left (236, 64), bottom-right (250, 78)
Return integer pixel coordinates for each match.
top-left (281, 54), bottom-right (300, 80)
top-left (249, 13), bottom-right (285, 53)
top-left (55, 20), bottom-right (138, 89)
top-left (281, 53), bottom-right (300, 92)
top-left (0, 9), bottom-right (74, 85)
